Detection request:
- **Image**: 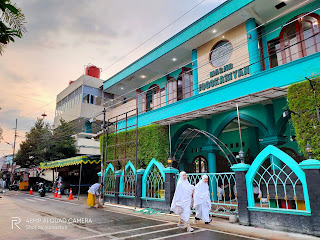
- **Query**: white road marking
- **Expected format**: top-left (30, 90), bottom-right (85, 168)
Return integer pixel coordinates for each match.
top-left (28, 195), bottom-right (81, 205)
top-left (48, 198), bottom-right (81, 205)
top-left (72, 223), bottom-right (102, 235)
top-left (110, 222), bottom-right (174, 235)
top-left (75, 223), bottom-right (175, 240)
top-left (117, 227), bottom-right (180, 240)
top-left (151, 228), bottom-right (207, 240)
top-left (25, 198), bottom-right (36, 202)
top-left (99, 207), bottom-right (170, 223)
top-left (33, 197), bottom-right (46, 201)
top-left (11, 193), bottom-right (81, 206)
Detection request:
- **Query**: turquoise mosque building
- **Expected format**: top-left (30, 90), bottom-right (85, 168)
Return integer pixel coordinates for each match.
top-left (102, 0), bottom-right (320, 174)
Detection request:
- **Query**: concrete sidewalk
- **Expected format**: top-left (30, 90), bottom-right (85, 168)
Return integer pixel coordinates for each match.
top-left (101, 203), bottom-right (319, 240)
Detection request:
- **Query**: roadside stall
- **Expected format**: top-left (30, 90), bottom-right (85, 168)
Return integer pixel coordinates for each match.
top-left (27, 168), bottom-right (57, 191)
top-left (14, 168), bottom-right (29, 190)
top-left (40, 155), bottom-right (101, 198)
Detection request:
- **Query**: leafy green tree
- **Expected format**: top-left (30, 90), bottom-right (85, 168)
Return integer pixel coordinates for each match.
top-left (50, 119), bottom-right (77, 160)
top-left (15, 118), bottom-right (51, 167)
top-left (15, 119), bottom-right (77, 167)
top-left (0, 0), bottom-right (26, 54)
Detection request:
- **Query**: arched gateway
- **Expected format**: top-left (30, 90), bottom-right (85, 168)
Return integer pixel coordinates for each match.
top-left (172, 128), bottom-right (239, 169)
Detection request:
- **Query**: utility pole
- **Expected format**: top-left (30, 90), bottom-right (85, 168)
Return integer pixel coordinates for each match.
top-left (236, 104), bottom-right (245, 163)
top-left (12, 119), bottom-right (17, 161)
top-left (100, 108), bottom-right (106, 205)
top-left (10, 119), bottom-right (17, 184)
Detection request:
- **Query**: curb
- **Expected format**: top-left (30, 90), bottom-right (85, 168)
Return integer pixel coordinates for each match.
top-left (101, 204), bottom-right (319, 240)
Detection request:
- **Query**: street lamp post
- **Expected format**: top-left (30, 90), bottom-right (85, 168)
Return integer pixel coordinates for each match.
top-left (167, 156), bottom-right (173, 168)
top-left (238, 149), bottom-right (245, 163)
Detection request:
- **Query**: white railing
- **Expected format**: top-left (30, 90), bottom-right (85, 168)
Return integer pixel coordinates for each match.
top-left (177, 172), bottom-right (238, 217)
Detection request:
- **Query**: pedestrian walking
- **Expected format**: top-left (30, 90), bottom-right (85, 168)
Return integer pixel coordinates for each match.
top-left (87, 183), bottom-right (103, 208)
top-left (253, 182), bottom-right (262, 202)
top-left (170, 171), bottom-right (195, 232)
top-left (193, 175), bottom-right (211, 224)
top-left (217, 183), bottom-right (224, 201)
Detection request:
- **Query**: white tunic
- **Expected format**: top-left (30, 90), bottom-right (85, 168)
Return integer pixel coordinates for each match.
top-left (194, 175), bottom-right (211, 222)
top-left (88, 183), bottom-right (101, 195)
top-left (170, 171), bottom-right (195, 222)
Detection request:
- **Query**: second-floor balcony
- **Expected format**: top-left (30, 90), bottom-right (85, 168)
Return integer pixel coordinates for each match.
top-left (107, 50), bottom-right (320, 128)
top-left (103, 8), bottom-right (320, 128)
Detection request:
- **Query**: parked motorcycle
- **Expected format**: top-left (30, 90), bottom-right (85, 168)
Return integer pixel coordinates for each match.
top-left (38, 182), bottom-right (46, 197)
top-left (8, 183), bottom-right (19, 191)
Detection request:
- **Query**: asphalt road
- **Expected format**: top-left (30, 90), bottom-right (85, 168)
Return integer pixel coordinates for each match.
top-left (0, 190), bottom-right (259, 240)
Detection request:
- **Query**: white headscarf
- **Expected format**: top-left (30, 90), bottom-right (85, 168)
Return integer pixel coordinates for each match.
top-left (170, 171), bottom-right (195, 215)
top-left (194, 175), bottom-right (211, 207)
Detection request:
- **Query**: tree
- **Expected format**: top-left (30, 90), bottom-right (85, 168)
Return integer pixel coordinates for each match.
top-left (0, 0), bottom-right (26, 54)
top-left (15, 118), bottom-right (77, 167)
top-left (50, 119), bottom-right (77, 160)
top-left (15, 118), bottom-right (51, 167)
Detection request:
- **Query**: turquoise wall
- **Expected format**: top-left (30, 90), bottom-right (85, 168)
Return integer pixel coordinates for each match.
top-left (264, 2), bottom-right (320, 42)
top-left (141, 76), bottom-right (166, 92)
top-left (171, 118), bottom-right (207, 140)
top-left (219, 128), bottom-right (250, 154)
top-left (179, 135), bottom-right (208, 172)
top-left (211, 104), bottom-right (267, 135)
top-left (111, 2), bottom-right (320, 169)
top-left (262, 2), bottom-right (320, 70)
top-left (170, 95), bottom-right (303, 171)
top-left (140, 63), bottom-right (193, 108)
top-left (103, 0), bottom-right (254, 90)
top-left (120, 50), bottom-right (320, 131)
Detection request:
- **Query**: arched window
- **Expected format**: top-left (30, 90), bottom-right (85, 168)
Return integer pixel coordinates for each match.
top-left (268, 13), bottom-right (320, 68)
top-left (136, 90), bottom-right (146, 114)
top-left (177, 76), bottom-right (183, 101)
top-left (166, 68), bottom-right (193, 104)
top-left (280, 147), bottom-right (302, 163)
top-left (146, 84), bottom-right (160, 111)
top-left (137, 85), bottom-right (165, 113)
top-left (181, 67), bottom-right (193, 99)
top-left (192, 156), bottom-right (208, 173)
top-left (167, 76), bottom-right (177, 104)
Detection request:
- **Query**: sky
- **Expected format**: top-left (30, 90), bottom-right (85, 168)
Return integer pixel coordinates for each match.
top-left (0, 0), bottom-right (226, 156)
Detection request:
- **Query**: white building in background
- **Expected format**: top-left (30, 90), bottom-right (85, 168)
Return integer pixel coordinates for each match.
top-left (73, 132), bottom-right (100, 156)
top-left (0, 154), bottom-right (13, 172)
top-left (53, 66), bottom-right (104, 156)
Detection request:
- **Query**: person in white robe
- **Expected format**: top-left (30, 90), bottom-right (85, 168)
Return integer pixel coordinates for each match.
top-left (170, 171), bottom-right (195, 232)
top-left (193, 175), bottom-right (211, 224)
top-left (217, 183), bottom-right (224, 201)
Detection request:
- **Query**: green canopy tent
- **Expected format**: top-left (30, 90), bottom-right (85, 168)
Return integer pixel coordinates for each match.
top-left (39, 156), bottom-right (101, 169)
top-left (40, 156), bottom-right (101, 199)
